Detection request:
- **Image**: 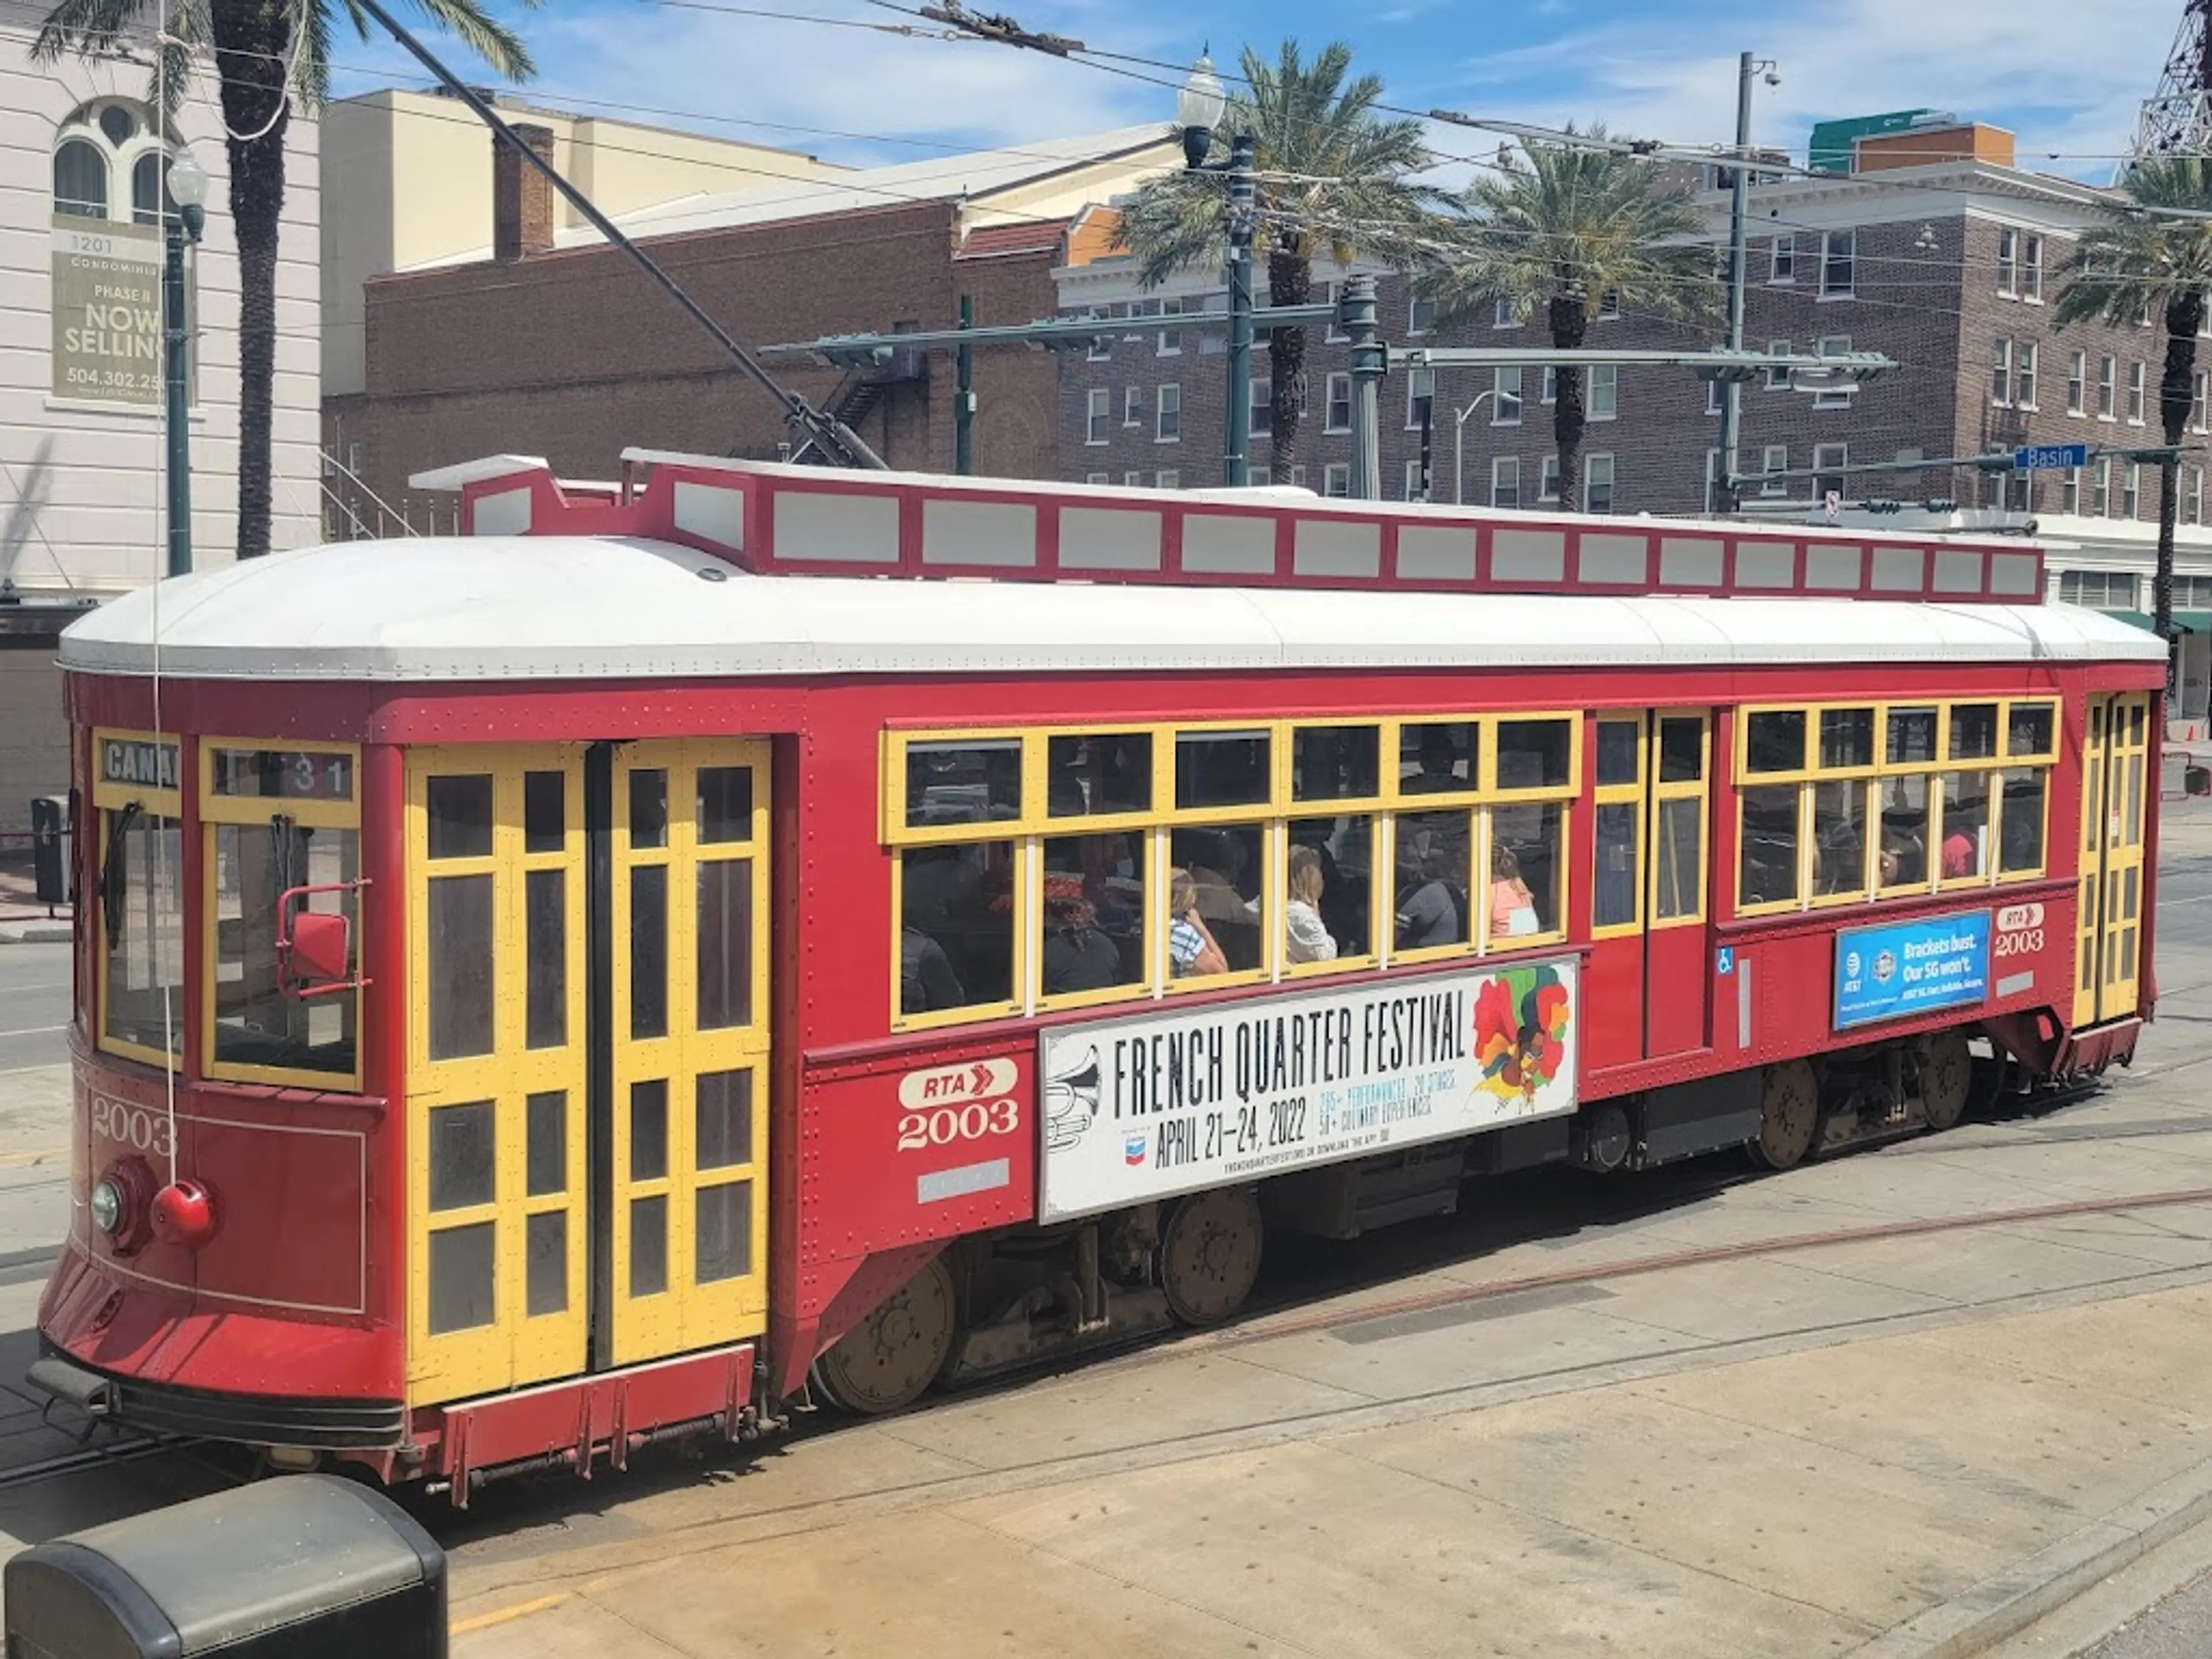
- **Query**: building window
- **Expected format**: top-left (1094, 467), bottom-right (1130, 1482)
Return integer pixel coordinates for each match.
top-left (2060, 570), bottom-right (2134, 608)
top-left (2191, 466), bottom-right (2205, 527)
top-left (1324, 283), bottom-right (1347, 343)
top-left (1585, 453), bottom-right (1615, 513)
top-left (2095, 355), bottom-right (2118, 418)
top-left (1991, 339), bottom-right (2012, 407)
top-left (1494, 366), bottom-right (1522, 424)
top-left (1123, 471), bottom-right (1143, 486)
top-left (2195, 370), bottom-right (2209, 434)
top-left (1156, 469), bottom-right (1180, 490)
top-left (1123, 385), bottom-right (1142, 427)
top-left (1589, 363), bottom-right (1618, 421)
top-left (1539, 454), bottom-right (1560, 502)
top-left (1813, 443), bottom-right (1849, 500)
top-left (1770, 234), bottom-right (1796, 283)
top-left (2016, 341), bottom-right (2037, 409)
top-left (1324, 373), bottom-right (1351, 432)
top-left (2061, 467), bottom-right (2080, 513)
top-left (1815, 335), bottom-right (1855, 408)
top-left (1597, 289), bottom-right (1622, 320)
top-left (1762, 445), bottom-right (1788, 495)
top-left (1252, 378), bottom-right (1272, 437)
top-left (1541, 365), bottom-right (1558, 405)
top-left (2067, 350), bottom-right (2086, 415)
top-left (1403, 459), bottom-right (1426, 501)
top-left (2123, 461), bottom-right (2141, 517)
top-left (1766, 340), bottom-right (1793, 391)
top-left (2092, 456), bottom-right (2111, 514)
top-left (2128, 361), bottom-right (2147, 423)
top-left (1085, 388), bottom-right (1110, 445)
top-left (1997, 228), bottom-right (2018, 297)
top-left (1085, 471), bottom-right (1109, 484)
top-left (1156, 384), bottom-right (1181, 442)
top-left (54, 137), bottom-right (109, 219)
top-left (1323, 463), bottom-right (1350, 498)
top-left (1409, 292), bottom-right (1435, 335)
top-left (1086, 318), bottom-right (1111, 362)
top-left (1705, 376), bottom-right (1723, 416)
top-left (1158, 298), bottom-right (1182, 356)
top-left (1493, 296), bottom-right (1516, 328)
top-left (1249, 466), bottom-right (1271, 486)
top-left (1286, 465), bottom-right (1306, 487)
top-left (1407, 367), bottom-right (1435, 431)
top-left (1493, 455), bottom-right (1520, 509)
top-left (1820, 230), bottom-right (1855, 298)
top-left (2023, 234), bottom-right (2043, 301)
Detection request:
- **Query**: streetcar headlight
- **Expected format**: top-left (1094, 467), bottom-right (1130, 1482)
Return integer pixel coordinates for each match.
top-left (89, 1177), bottom-right (124, 1237)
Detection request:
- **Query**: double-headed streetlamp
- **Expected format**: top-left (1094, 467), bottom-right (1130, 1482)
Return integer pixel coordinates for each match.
top-left (163, 146), bottom-right (210, 577)
top-left (1176, 56), bottom-right (1258, 487)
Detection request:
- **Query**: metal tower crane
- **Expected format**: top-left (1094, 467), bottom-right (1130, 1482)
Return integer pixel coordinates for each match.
top-left (2134, 0), bottom-right (2212, 160)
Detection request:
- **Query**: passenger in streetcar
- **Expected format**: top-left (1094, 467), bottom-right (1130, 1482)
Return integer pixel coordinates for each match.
top-left (1488, 843), bottom-right (1540, 939)
top-left (1166, 868), bottom-right (1229, 978)
top-left (1283, 844), bottom-right (1338, 963)
top-left (1395, 827), bottom-right (1467, 950)
top-left (1041, 880), bottom-right (1123, 994)
top-left (900, 919), bottom-right (965, 1014)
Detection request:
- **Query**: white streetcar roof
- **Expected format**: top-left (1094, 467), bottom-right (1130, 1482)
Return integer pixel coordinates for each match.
top-left (60, 533), bottom-right (2165, 683)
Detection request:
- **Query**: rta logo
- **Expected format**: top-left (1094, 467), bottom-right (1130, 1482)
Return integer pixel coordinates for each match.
top-left (90, 1094), bottom-right (173, 1159)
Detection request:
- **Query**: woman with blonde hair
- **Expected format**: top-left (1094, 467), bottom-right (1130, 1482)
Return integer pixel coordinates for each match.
top-left (1285, 844), bottom-right (1338, 963)
top-left (1166, 868), bottom-right (1229, 978)
top-left (1489, 841), bottom-right (1540, 940)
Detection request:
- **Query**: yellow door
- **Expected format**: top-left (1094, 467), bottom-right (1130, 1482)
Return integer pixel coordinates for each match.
top-left (609, 740), bottom-right (771, 1367)
top-left (2074, 694), bottom-right (2150, 1028)
top-left (405, 747), bottom-right (589, 1405)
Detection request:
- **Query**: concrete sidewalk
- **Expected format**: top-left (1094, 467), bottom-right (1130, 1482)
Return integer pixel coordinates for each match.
top-left (441, 1093), bottom-right (2212, 1659)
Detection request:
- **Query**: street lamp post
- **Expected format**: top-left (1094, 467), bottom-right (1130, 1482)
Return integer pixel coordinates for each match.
top-left (162, 146), bottom-right (210, 578)
top-left (1177, 56), bottom-right (1258, 488)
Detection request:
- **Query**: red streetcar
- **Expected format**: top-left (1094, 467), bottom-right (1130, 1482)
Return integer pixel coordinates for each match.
top-left (32, 453), bottom-right (2165, 1499)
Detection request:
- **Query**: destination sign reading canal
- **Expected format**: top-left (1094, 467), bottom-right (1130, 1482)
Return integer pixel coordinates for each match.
top-left (99, 736), bottom-right (179, 792)
top-left (1036, 960), bottom-right (1579, 1222)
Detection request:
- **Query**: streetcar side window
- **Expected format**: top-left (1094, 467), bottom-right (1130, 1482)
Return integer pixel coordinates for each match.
top-left (1736, 698), bottom-right (2057, 917)
top-left (203, 743), bottom-right (363, 1088)
top-left (900, 843), bottom-right (1016, 1017)
top-left (90, 730), bottom-right (184, 1071)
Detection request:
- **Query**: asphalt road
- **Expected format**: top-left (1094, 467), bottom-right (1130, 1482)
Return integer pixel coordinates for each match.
top-left (0, 944), bottom-right (69, 1077)
top-left (2089, 1570), bottom-right (2212, 1659)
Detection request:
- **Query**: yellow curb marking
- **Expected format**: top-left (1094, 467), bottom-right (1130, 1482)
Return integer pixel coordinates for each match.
top-left (450, 1592), bottom-right (574, 1635)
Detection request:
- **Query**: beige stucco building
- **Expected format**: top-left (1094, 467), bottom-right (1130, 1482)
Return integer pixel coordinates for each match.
top-left (0, 2), bottom-right (321, 835)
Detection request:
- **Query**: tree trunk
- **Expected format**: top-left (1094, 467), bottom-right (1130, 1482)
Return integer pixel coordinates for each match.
top-left (2157, 291), bottom-right (2205, 693)
top-left (1267, 244), bottom-right (1309, 469)
top-left (210, 1), bottom-right (291, 560)
top-left (1548, 291), bottom-right (1588, 512)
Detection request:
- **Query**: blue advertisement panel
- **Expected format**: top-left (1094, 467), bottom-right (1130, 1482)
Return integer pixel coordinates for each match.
top-left (1832, 911), bottom-right (1992, 1031)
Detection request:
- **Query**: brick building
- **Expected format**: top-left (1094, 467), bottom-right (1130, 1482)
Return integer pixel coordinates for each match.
top-left (324, 126), bottom-right (1176, 529)
top-left (1052, 119), bottom-right (2212, 718)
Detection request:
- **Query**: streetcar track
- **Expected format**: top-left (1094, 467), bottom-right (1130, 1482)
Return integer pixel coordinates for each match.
top-left (0, 1436), bottom-right (176, 1495)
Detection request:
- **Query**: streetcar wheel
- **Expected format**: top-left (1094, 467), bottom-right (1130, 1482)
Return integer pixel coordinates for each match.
top-left (1919, 1029), bottom-right (1973, 1132)
top-left (1159, 1186), bottom-right (1264, 1326)
top-left (1748, 1059), bottom-right (1820, 1172)
top-left (810, 1256), bottom-right (957, 1416)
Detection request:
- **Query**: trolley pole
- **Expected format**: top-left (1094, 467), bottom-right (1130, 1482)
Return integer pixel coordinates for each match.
top-left (1344, 274), bottom-right (1384, 500)
top-left (955, 294), bottom-right (975, 476)
top-left (1714, 51), bottom-right (1756, 515)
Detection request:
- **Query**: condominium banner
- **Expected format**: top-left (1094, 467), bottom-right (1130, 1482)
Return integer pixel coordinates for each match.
top-left (1036, 959), bottom-right (1579, 1222)
top-left (51, 218), bottom-right (192, 406)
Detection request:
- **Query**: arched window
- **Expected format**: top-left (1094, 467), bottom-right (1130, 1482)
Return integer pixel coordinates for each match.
top-left (53, 138), bottom-right (108, 220)
top-left (52, 99), bottom-right (174, 228)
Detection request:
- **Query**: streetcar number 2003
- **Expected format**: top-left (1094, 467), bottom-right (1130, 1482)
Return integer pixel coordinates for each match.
top-left (1995, 929), bottom-right (2045, 957)
top-left (897, 1100), bottom-right (1021, 1151)
top-left (90, 1096), bottom-right (173, 1158)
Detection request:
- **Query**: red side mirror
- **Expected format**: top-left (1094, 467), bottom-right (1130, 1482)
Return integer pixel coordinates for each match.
top-left (289, 910), bottom-right (352, 984)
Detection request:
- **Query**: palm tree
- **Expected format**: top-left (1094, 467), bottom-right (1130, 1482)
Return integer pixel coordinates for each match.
top-left (34, 0), bottom-right (540, 560)
top-left (1112, 40), bottom-right (1441, 468)
top-left (1417, 130), bottom-right (1715, 511)
top-left (2055, 154), bottom-right (2212, 679)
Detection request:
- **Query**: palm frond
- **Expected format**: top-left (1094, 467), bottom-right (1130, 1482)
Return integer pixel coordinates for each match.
top-left (32, 0), bottom-right (156, 64)
top-left (407, 0), bottom-right (542, 83)
top-left (2054, 154), bottom-right (2212, 331)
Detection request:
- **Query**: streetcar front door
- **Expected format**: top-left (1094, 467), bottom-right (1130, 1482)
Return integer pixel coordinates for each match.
top-left (404, 738), bottom-right (770, 1407)
top-left (2075, 692), bottom-right (2150, 1028)
top-left (1590, 710), bottom-right (1715, 1069)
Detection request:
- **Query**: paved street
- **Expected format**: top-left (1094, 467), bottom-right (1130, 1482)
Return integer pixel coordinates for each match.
top-left (0, 945), bottom-right (69, 1080)
top-left (0, 814), bottom-right (2210, 1657)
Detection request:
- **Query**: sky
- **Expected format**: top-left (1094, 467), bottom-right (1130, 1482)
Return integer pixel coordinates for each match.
top-left (325, 0), bottom-right (2192, 184)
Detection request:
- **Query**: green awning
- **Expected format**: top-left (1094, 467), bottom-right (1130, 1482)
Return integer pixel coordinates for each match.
top-left (2105, 609), bottom-right (2212, 635)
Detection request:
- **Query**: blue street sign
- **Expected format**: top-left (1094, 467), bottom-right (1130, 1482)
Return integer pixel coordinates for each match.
top-left (1833, 912), bottom-right (1991, 1031)
top-left (2014, 442), bottom-right (2089, 472)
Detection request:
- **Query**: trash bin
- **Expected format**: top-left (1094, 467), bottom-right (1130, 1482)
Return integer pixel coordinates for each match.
top-left (4, 1474), bottom-right (446, 1659)
top-left (30, 794), bottom-right (67, 907)
top-left (2189, 764), bottom-right (2211, 797)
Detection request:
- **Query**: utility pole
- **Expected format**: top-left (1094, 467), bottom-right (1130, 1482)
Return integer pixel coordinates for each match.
top-left (1223, 134), bottom-right (1257, 487)
top-left (955, 294), bottom-right (975, 476)
top-left (1713, 51), bottom-right (1761, 515)
top-left (1344, 275), bottom-right (1384, 499)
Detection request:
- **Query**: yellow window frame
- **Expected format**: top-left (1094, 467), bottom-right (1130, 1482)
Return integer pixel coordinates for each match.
top-left (1734, 779), bottom-right (1812, 919)
top-left (890, 837), bottom-right (1029, 1033)
top-left (1286, 720), bottom-right (1389, 815)
top-left (1386, 715), bottom-right (1485, 806)
top-left (1483, 710), bottom-right (1584, 801)
top-left (1649, 710), bottom-right (1710, 930)
top-left (1590, 714), bottom-right (1646, 941)
top-left (1806, 778), bottom-right (1879, 910)
top-left (1735, 703), bottom-right (1817, 784)
top-left (1162, 812), bottom-right (1277, 995)
top-left (1390, 806), bottom-right (1483, 967)
top-left (197, 738), bottom-right (365, 1091)
top-left (91, 727), bottom-right (184, 1073)
top-left (1165, 719), bottom-right (1285, 827)
top-left (1281, 812), bottom-right (1386, 981)
top-left (1036, 723), bottom-right (1168, 835)
top-left (883, 727), bottom-right (1037, 846)
top-left (1034, 824), bottom-right (1159, 1016)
